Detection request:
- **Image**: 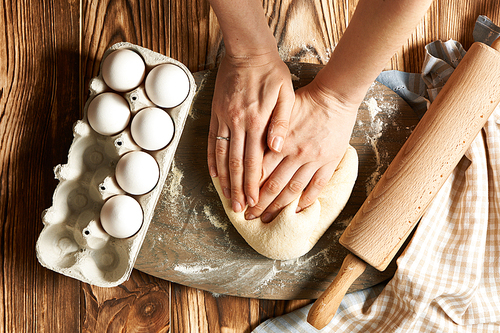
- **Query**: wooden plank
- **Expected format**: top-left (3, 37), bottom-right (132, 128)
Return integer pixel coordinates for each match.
top-left (438, 0), bottom-right (500, 49)
top-left (171, 287), bottom-right (262, 332)
top-left (267, 0), bottom-right (349, 64)
top-left (170, 0), bottom-right (222, 72)
top-left (259, 299), bottom-right (313, 321)
top-left (82, 270), bottom-right (170, 332)
top-left (0, 0), bottom-right (82, 331)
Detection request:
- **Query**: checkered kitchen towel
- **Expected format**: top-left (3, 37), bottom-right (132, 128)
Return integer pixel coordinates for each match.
top-left (254, 16), bottom-right (500, 333)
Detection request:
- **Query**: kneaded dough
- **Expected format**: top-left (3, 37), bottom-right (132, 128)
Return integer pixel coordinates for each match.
top-left (212, 145), bottom-right (358, 260)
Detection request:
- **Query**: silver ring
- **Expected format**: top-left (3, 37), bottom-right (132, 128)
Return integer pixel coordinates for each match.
top-left (216, 136), bottom-right (230, 141)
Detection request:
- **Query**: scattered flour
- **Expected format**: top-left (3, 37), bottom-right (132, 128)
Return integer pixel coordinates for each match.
top-left (259, 265), bottom-right (281, 287)
top-left (362, 93), bottom-right (399, 195)
top-left (366, 97), bottom-right (382, 120)
top-left (366, 120), bottom-right (384, 195)
top-left (174, 264), bottom-right (216, 274)
top-left (166, 161), bottom-right (184, 200)
top-left (203, 204), bottom-right (228, 231)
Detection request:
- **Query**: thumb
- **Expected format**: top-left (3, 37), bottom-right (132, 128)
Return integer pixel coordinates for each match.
top-left (267, 83), bottom-right (294, 153)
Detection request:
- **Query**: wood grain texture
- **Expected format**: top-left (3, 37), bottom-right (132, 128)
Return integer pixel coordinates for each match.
top-left (82, 270), bottom-right (170, 332)
top-left (268, 0), bottom-right (348, 64)
top-left (0, 0), bottom-right (495, 331)
top-left (0, 0), bottom-right (81, 332)
top-left (438, 1), bottom-right (500, 49)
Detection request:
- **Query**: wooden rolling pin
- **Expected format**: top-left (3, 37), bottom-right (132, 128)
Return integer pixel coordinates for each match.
top-left (307, 37), bottom-right (500, 329)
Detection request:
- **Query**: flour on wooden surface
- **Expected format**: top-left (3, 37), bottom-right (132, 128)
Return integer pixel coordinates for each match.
top-left (362, 90), bottom-right (400, 195)
top-left (174, 263), bottom-right (216, 274)
top-left (366, 97), bottom-right (382, 120)
top-left (166, 161), bottom-right (184, 200)
top-left (203, 204), bottom-right (228, 231)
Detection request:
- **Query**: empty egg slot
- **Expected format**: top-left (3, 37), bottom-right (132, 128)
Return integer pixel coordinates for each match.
top-left (82, 143), bottom-right (110, 171)
top-left (36, 224), bottom-right (80, 269)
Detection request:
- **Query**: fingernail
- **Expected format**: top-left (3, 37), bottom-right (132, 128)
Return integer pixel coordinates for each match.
top-left (296, 206), bottom-right (302, 213)
top-left (271, 136), bottom-right (283, 152)
top-left (209, 166), bottom-right (217, 177)
top-left (232, 201), bottom-right (242, 213)
top-left (245, 213), bottom-right (256, 220)
top-left (261, 213), bottom-right (272, 223)
top-left (223, 188), bottom-right (231, 199)
top-left (247, 196), bottom-right (255, 207)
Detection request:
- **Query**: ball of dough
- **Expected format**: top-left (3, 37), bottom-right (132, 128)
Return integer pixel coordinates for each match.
top-left (100, 195), bottom-right (143, 238)
top-left (145, 63), bottom-right (190, 108)
top-left (130, 107), bottom-right (175, 150)
top-left (212, 145), bottom-right (358, 260)
top-left (87, 92), bottom-right (131, 136)
top-left (115, 151), bottom-right (160, 195)
top-left (101, 49), bottom-right (146, 92)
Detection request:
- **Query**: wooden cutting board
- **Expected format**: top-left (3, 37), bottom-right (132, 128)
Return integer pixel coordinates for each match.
top-left (134, 63), bottom-right (419, 300)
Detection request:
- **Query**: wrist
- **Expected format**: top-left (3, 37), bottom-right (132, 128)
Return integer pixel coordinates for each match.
top-left (223, 46), bottom-right (282, 69)
top-left (209, 0), bottom-right (278, 59)
top-left (311, 69), bottom-right (366, 113)
top-left (222, 32), bottom-right (278, 60)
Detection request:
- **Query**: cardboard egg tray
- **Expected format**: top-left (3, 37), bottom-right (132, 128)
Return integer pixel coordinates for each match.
top-left (36, 42), bottom-right (196, 287)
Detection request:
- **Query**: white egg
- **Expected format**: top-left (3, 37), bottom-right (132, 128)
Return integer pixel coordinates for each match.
top-left (100, 195), bottom-right (143, 238)
top-left (145, 63), bottom-right (190, 108)
top-left (115, 151), bottom-right (160, 195)
top-left (130, 107), bottom-right (175, 151)
top-left (101, 49), bottom-right (146, 92)
top-left (87, 92), bottom-right (131, 136)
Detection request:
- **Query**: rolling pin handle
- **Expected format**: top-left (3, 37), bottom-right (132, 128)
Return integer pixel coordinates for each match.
top-left (307, 253), bottom-right (367, 329)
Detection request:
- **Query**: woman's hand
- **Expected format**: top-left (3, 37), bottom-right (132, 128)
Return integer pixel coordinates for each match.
top-left (244, 78), bottom-right (359, 222)
top-left (207, 51), bottom-right (295, 213)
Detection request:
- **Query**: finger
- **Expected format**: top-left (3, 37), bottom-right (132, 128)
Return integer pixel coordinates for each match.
top-left (259, 148), bottom-right (283, 187)
top-left (215, 124), bottom-right (231, 200)
top-left (258, 164), bottom-right (316, 222)
top-left (245, 158), bottom-right (299, 222)
top-left (297, 162), bottom-right (336, 213)
top-left (207, 112), bottom-right (219, 178)
top-left (228, 130), bottom-right (246, 213)
top-left (267, 81), bottom-right (294, 153)
top-left (244, 129), bottom-right (266, 208)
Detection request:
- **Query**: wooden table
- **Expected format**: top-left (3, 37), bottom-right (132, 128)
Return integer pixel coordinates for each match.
top-left (1, 0), bottom-right (498, 332)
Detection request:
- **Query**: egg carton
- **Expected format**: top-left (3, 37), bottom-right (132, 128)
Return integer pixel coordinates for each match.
top-left (36, 42), bottom-right (196, 287)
